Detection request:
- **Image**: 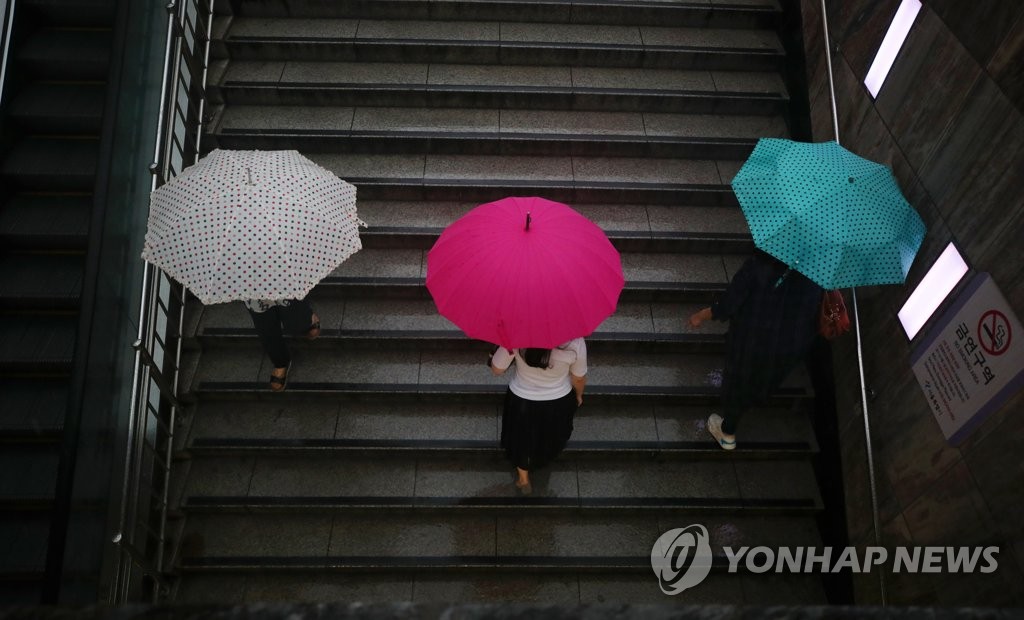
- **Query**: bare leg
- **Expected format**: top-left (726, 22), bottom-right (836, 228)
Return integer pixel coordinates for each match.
top-left (515, 467), bottom-right (531, 495)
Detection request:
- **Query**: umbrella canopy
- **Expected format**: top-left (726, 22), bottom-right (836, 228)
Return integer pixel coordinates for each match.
top-left (426, 196), bottom-right (624, 349)
top-left (732, 138), bottom-right (926, 289)
top-left (142, 149), bottom-right (364, 304)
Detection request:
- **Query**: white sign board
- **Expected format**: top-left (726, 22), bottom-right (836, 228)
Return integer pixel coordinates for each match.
top-left (911, 272), bottom-right (1024, 445)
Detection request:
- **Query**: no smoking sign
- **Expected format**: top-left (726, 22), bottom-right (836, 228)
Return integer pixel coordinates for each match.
top-left (911, 273), bottom-right (1024, 445)
top-left (978, 310), bottom-right (1011, 356)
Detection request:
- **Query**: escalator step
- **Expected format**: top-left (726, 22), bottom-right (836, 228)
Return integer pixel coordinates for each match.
top-left (9, 82), bottom-right (106, 134)
top-left (1, 137), bottom-right (99, 190)
top-left (0, 379), bottom-right (67, 438)
top-left (0, 195), bottom-right (91, 250)
top-left (0, 316), bottom-right (77, 373)
top-left (21, 0), bottom-right (117, 27)
top-left (0, 255), bottom-right (84, 310)
top-left (17, 28), bottom-right (111, 81)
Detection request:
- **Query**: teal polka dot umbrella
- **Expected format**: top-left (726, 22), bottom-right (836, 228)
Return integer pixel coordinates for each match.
top-left (732, 138), bottom-right (926, 289)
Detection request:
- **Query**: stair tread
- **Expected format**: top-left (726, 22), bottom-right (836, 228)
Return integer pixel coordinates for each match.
top-left (180, 512), bottom-right (819, 560)
top-left (194, 299), bottom-right (729, 340)
top-left (191, 346), bottom-right (812, 397)
top-left (333, 247), bottom-right (743, 284)
top-left (181, 453), bottom-right (822, 507)
top-left (216, 105), bottom-right (787, 140)
top-left (176, 571), bottom-right (825, 605)
top-left (306, 152), bottom-right (742, 188)
top-left (224, 0), bottom-right (783, 28)
top-left (357, 200), bottom-right (752, 234)
top-left (186, 400), bottom-right (815, 450)
top-left (226, 17), bottom-right (784, 51)
top-left (172, 247), bottom-right (747, 293)
top-left (222, 60), bottom-right (788, 97)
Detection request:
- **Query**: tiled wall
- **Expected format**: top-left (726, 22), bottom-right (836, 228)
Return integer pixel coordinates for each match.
top-left (797, 0), bottom-right (1024, 606)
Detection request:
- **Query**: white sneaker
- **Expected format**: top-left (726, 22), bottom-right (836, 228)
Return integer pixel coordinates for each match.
top-left (707, 414), bottom-right (736, 451)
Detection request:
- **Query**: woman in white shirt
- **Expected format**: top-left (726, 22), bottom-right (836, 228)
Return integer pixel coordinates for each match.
top-left (490, 338), bottom-right (587, 495)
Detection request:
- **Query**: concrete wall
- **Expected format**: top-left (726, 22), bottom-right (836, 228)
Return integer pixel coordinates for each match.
top-left (798, 0), bottom-right (1024, 606)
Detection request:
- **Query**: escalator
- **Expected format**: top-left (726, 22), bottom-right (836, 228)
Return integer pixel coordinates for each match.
top-left (0, 0), bottom-right (115, 603)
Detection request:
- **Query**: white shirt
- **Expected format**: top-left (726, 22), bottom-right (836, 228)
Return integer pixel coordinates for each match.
top-left (492, 338), bottom-right (587, 401)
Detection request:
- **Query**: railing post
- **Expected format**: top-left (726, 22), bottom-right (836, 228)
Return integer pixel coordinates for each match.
top-left (133, 339), bottom-right (182, 410)
top-left (112, 533), bottom-right (170, 596)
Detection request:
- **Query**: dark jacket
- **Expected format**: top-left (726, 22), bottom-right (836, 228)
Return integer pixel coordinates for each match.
top-left (711, 251), bottom-right (822, 405)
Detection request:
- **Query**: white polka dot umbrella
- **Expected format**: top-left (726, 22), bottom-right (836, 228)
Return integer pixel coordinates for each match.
top-left (141, 149), bottom-right (364, 304)
top-left (732, 138), bottom-right (926, 289)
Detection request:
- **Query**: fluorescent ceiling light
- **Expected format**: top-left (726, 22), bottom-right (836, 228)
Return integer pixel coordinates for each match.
top-left (898, 242), bottom-right (969, 339)
top-left (863, 0), bottom-right (923, 98)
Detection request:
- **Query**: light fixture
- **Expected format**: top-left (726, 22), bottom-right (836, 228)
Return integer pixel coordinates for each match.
top-left (863, 0), bottom-right (923, 98)
top-left (898, 242), bottom-right (969, 339)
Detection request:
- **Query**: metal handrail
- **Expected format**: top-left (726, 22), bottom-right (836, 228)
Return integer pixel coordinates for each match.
top-left (0, 0), bottom-right (14, 107)
top-left (112, 0), bottom-right (212, 604)
top-left (818, 0), bottom-right (886, 606)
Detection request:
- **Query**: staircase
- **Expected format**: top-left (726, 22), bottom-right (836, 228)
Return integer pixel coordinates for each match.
top-left (170, 0), bottom-right (830, 604)
top-left (0, 0), bottom-right (116, 603)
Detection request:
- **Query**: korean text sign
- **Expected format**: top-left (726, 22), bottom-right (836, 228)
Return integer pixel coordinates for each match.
top-left (910, 273), bottom-right (1024, 445)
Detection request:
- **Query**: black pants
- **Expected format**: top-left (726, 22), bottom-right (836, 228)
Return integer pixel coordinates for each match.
top-left (245, 299), bottom-right (315, 368)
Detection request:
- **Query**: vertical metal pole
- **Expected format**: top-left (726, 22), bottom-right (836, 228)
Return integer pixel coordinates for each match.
top-left (0, 0), bottom-right (16, 107)
top-left (820, 0), bottom-right (887, 606)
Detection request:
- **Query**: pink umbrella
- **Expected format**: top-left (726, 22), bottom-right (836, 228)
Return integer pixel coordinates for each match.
top-left (426, 196), bottom-right (624, 349)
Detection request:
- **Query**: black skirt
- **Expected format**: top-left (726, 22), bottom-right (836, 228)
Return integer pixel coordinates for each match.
top-left (500, 388), bottom-right (577, 471)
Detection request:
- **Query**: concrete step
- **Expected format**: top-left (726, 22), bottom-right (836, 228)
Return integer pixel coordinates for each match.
top-left (295, 152), bottom-right (744, 205)
top-left (176, 512), bottom-right (819, 575)
top-left (191, 246), bottom-right (745, 302)
top-left (177, 452), bottom-right (822, 513)
top-left (183, 400), bottom-right (817, 458)
top-left (214, 60), bottom-right (788, 115)
top-left (221, 18), bottom-right (784, 70)
top-left (221, 0), bottom-right (782, 30)
top-left (351, 200), bottom-right (754, 251)
top-left (186, 345), bottom-right (812, 405)
top-left (190, 298), bottom-right (732, 354)
top-left (209, 105), bottom-right (787, 158)
top-left (175, 569), bottom-right (826, 605)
